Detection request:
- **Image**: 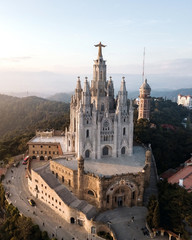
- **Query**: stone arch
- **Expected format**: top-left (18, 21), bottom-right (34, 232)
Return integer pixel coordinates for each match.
top-left (83, 140), bottom-right (93, 153)
top-left (32, 156), bottom-right (36, 160)
top-left (87, 189), bottom-right (96, 197)
top-left (48, 156), bottom-right (52, 160)
top-left (106, 180), bottom-right (138, 208)
top-left (85, 149), bottom-right (90, 159)
top-left (40, 156), bottom-right (44, 160)
top-left (91, 226), bottom-right (96, 234)
top-left (102, 145), bottom-right (112, 157)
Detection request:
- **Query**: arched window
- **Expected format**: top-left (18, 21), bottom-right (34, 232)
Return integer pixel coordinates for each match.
top-left (103, 146), bottom-right (109, 156)
top-left (123, 127), bottom-right (126, 135)
top-left (121, 147), bottom-right (125, 155)
top-left (40, 156), bottom-right (44, 160)
top-left (85, 150), bottom-right (90, 158)
top-left (91, 226), bottom-right (96, 234)
top-left (70, 217), bottom-right (75, 224)
top-left (88, 190), bottom-right (94, 196)
top-left (86, 129), bottom-right (89, 138)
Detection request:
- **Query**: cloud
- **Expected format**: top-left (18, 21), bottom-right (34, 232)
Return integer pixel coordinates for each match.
top-left (0, 56), bottom-right (32, 62)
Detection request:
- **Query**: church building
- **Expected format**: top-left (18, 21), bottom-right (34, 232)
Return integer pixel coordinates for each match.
top-left (65, 42), bottom-right (133, 159)
top-left (27, 43), bottom-right (152, 232)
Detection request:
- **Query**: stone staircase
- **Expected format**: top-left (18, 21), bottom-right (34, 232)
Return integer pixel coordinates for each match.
top-left (143, 154), bottom-right (159, 206)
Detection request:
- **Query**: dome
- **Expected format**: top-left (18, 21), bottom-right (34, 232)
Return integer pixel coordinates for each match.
top-left (140, 79), bottom-right (151, 90)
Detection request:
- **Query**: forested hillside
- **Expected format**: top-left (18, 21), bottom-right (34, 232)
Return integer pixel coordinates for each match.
top-left (134, 98), bottom-right (192, 173)
top-left (0, 94), bottom-right (70, 139)
top-left (0, 94), bottom-right (69, 161)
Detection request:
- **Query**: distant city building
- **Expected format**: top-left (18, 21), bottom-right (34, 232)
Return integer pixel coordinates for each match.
top-left (177, 94), bottom-right (192, 109)
top-left (138, 79), bottom-right (151, 120)
top-left (27, 43), bottom-right (152, 234)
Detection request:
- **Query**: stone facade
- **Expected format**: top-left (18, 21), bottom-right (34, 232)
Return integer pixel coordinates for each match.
top-left (65, 42), bottom-right (133, 159)
top-left (49, 149), bottom-right (151, 210)
top-left (28, 130), bottom-right (65, 160)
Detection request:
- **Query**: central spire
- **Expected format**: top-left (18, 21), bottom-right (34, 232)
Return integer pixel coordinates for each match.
top-left (94, 42), bottom-right (106, 58)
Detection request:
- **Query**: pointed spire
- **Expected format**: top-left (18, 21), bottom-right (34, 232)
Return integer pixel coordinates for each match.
top-left (76, 76), bottom-right (82, 90)
top-left (94, 42), bottom-right (106, 59)
top-left (83, 77), bottom-right (90, 94)
top-left (129, 99), bottom-right (134, 112)
top-left (120, 76), bottom-right (126, 93)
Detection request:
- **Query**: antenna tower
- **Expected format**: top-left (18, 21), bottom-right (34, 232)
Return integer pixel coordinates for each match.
top-left (142, 47), bottom-right (145, 83)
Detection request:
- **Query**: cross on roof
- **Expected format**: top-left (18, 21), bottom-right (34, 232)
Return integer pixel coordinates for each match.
top-left (94, 42), bottom-right (106, 58)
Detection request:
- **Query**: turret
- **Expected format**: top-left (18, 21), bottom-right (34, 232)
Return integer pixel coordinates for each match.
top-left (107, 76), bottom-right (114, 97)
top-left (82, 77), bottom-right (91, 108)
top-left (75, 76), bottom-right (82, 102)
top-left (77, 155), bottom-right (84, 199)
top-left (118, 77), bottom-right (128, 112)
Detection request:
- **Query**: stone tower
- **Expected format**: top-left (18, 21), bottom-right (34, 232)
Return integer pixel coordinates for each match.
top-left (78, 155), bottom-right (84, 199)
top-left (138, 79), bottom-right (151, 120)
top-left (65, 43), bottom-right (134, 160)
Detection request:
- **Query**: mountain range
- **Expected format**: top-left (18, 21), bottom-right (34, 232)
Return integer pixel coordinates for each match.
top-left (47, 88), bottom-right (192, 102)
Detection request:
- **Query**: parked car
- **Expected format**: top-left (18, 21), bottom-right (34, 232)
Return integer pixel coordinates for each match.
top-left (28, 199), bottom-right (36, 206)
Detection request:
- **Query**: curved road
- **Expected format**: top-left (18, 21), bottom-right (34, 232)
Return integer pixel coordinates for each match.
top-left (3, 162), bottom-right (92, 240)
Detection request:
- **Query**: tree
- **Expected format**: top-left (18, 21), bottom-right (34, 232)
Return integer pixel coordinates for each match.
top-left (147, 195), bottom-right (160, 229)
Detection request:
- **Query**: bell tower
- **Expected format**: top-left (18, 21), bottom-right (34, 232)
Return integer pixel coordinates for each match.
top-left (138, 79), bottom-right (151, 120)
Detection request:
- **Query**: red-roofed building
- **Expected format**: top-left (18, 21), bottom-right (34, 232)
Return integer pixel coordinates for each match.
top-left (161, 124), bottom-right (176, 131)
top-left (168, 165), bottom-right (192, 192)
top-left (160, 168), bottom-right (177, 179)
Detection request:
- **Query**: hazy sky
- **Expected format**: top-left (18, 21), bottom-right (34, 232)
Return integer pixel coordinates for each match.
top-left (0, 0), bottom-right (191, 94)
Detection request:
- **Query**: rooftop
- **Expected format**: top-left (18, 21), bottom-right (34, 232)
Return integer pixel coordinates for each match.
top-left (55, 146), bottom-right (146, 177)
top-left (168, 165), bottom-right (192, 192)
top-left (34, 163), bottom-right (97, 219)
top-left (29, 136), bottom-right (66, 153)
